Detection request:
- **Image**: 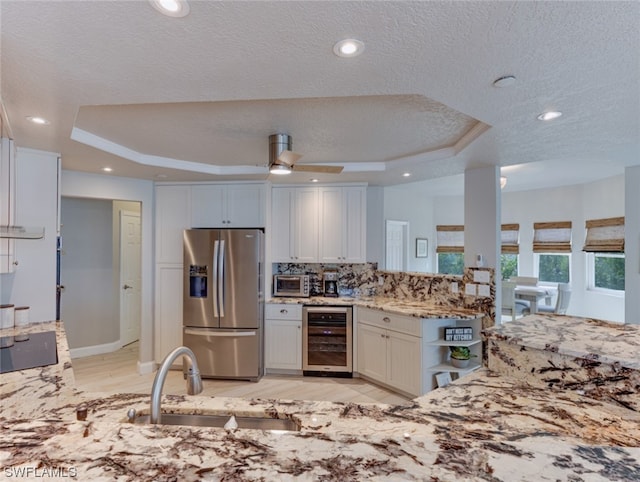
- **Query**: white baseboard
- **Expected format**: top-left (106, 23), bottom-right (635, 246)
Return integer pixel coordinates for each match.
top-left (138, 360), bottom-right (156, 375)
top-left (69, 340), bottom-right (122, 359)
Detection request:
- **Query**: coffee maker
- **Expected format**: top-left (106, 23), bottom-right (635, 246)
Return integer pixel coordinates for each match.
top-left (323, 271), bottom-right (339, 297)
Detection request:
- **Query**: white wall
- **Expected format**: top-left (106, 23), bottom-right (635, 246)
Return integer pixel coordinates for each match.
top-left (578, 176), bottom-right (625, 322)
top-left (383, 182), bottom-right (435, 272)
top-left (61, 171), bottom-right (154, 365)
top-left (366, 186), bottom-right (384, 266)
top-left (0, 148), bottom-right (59, 322)
top-left (437, 176), bottom-right (625, 322)
top-left (385, 174), bottom-right (627, 322)
top-left (60, 197), bottom-right (118, 349)
top-left (625, 166), bottom-right (640, 325)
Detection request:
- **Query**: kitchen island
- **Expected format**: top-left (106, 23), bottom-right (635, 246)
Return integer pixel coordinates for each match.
top-left (1, 319), bottom-right (639, 481)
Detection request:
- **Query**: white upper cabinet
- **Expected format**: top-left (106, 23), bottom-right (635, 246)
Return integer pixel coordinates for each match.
top-left (191, 184), bottom-right (265, 228)
top-left (318, 186), bottom-right (366, 263)
top-left (0, 138), bottom-right (16, 273)
top-left (271, 187), bottom-right (318, 262)
top-left (294, 188), bottom-right (320, 262)
top-left (155, 185), bottom-right (191, 265)
top-left (272, 184), bottom-right (365, 264)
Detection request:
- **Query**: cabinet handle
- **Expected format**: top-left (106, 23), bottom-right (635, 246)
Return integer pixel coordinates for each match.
top-left (382, 317), bottom-right (391, 323)
top-left (380, 334), bottom-right (385, 338)
top-left (280, 309), bottom-right (288, 314)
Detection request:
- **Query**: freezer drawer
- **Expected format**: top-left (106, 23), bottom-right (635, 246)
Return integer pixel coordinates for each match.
top-left (183, 327), bottom-right (263, 381)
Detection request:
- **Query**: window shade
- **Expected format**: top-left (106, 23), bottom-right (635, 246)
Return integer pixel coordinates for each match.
top-left (501, 223), bottom-right (519, 254)
top-left (583, 217), bottom-right (624, 252)
top-left (436, 225), bottom-right (464, 253)
top-left (533, 221), bottom-right (572, 253)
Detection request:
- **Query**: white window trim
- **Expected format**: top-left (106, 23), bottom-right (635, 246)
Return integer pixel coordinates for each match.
top-left (585, 252), bottom-right (625, 297)
top-left (533, 252), bottom-right (572, 286)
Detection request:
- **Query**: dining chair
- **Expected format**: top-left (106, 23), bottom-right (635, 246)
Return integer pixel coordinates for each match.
top-left (501, 281), bottom-right (529, 321)
top-left (538, 283), bottom-right (571, 315)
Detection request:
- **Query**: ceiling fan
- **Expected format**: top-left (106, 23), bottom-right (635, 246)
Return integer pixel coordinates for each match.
top-left (269, 134), bottom-right (344, 175)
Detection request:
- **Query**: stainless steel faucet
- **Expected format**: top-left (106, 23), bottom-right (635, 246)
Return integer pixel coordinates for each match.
top-left (150, 346), bottom-right (203, 424)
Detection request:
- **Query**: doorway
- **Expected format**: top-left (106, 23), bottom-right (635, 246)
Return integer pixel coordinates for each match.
top-left (59, 197), bottom-right (142, 357)
top-left (385, 220), bottom-right (408, 271)
top-left (120, 210), bottom-right (141, 347)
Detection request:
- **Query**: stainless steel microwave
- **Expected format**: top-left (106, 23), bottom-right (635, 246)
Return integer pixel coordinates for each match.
top-left (273, 274), bottom-right (310, 298)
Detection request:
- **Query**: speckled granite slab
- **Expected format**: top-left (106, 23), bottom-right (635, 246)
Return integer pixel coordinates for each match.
top-left (484, 314), bottom-right (640, 411)
top-left (3, 370), bottom-right (640, 481)
top-left (2, 320), bottom-right (640, 481)
top-left (268, 295), bottom-right (482, 320)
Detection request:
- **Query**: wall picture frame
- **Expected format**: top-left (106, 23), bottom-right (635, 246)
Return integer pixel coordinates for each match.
top-left (416, 238), bottom-right (428, 258)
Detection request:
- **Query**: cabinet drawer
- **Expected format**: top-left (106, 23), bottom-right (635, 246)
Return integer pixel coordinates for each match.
top-left (265, 303), bottom-right (302, 320)
top-left (357, 307), bottom-right (421, 337)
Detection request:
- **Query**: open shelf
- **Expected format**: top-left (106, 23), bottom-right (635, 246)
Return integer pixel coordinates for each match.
top-left (426, 338), bottom-right (481, 347)
top-left (427, 362), bottom-right (482, 374)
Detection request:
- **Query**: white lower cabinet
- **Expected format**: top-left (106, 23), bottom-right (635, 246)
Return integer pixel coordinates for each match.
top-left (265, 304), bottom-right (302, 372)
top-left (357, 307), bottom-right (422, 397)
top-left (357, 307), bottom-right (482, 396)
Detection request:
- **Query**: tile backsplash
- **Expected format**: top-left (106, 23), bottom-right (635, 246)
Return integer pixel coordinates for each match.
top-left (274, 263), bottom-right (378, 296)
top-left (273, 264), bottom-right (494, 311)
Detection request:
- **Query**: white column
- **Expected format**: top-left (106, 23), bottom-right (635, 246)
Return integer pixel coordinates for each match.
top-left (625, 166), bottom-right (640, 324)
top-left (464, 166), bottom-right (501, 319)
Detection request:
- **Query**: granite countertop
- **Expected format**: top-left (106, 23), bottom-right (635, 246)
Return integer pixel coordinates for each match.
top-left (268, 295), bottom-right (482, 320)
top-left (484, 314), bottom-right (640, 369)
top-left (1, 320), bottom-right (639, 481)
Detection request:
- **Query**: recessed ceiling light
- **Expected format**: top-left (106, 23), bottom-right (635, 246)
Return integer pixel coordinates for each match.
top-left (102, 167), bottom-right (113, 173)
top-left (537, 111), bottom-right (562, 121)
top-left (402, 172), bottom-right (411, 177)
top-left (149, 0), bottom-right (190, 17)
top-left (26, 116), bottom-right (50, 125)
top-left (493, 75), bottom-right (516, 88)
top-left (333, 39), bottom-right (365, 58)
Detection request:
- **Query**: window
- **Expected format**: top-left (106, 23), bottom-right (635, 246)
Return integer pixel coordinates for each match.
top-left (501, 254), bottom-right (518, 280)
top-left (590, 253), bottom-right (625, 291)
top-left (537, 253), bottom-right (570, 283)
top-left (438, 253), bottom-right (464, 275)
top-left (436, 225), bottom-right (464, 275)
top-left (533, 221), bottom-right (572, 284)
top-left (583, 217), bottom-right (625, 293)
top-left (501, 224), bottom-right (519, 280)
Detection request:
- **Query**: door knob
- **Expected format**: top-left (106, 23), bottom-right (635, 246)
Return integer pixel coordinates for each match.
top-left (123, 284), bottom-right (133, 290)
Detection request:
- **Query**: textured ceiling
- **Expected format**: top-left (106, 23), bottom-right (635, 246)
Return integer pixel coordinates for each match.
top-left (1, 1), bottom-right (638, 187)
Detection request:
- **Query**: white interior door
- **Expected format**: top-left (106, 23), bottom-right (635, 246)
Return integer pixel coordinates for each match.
top-left (120, 210), bottom-right (141, 347)
top-left (385, 220), bottom-right (408, 271)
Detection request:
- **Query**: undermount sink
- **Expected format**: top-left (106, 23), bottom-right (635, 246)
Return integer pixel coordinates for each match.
top-left (132, 412), bottom-right (300, 432)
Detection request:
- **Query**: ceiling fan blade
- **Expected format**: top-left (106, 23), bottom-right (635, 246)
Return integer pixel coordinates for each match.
top-left (277, 150), bottom-right (303, 166)
top-left (292, 164), bottom-right (344, 174)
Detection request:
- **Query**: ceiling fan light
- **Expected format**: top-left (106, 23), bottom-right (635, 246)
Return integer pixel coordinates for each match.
top-left (270, 162), bottom-right (292, 175)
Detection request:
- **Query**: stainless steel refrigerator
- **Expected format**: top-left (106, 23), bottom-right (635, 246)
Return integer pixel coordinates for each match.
top-left (183, 228), bottom-right (264, 381)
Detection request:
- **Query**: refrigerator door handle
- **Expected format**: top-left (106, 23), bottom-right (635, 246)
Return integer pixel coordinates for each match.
top-left (212, 240), bottom-right (219, 317)
top-left (219, 239), bottom-right (225, 317)
top-left (184, 328), bottom-right (257, 337)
